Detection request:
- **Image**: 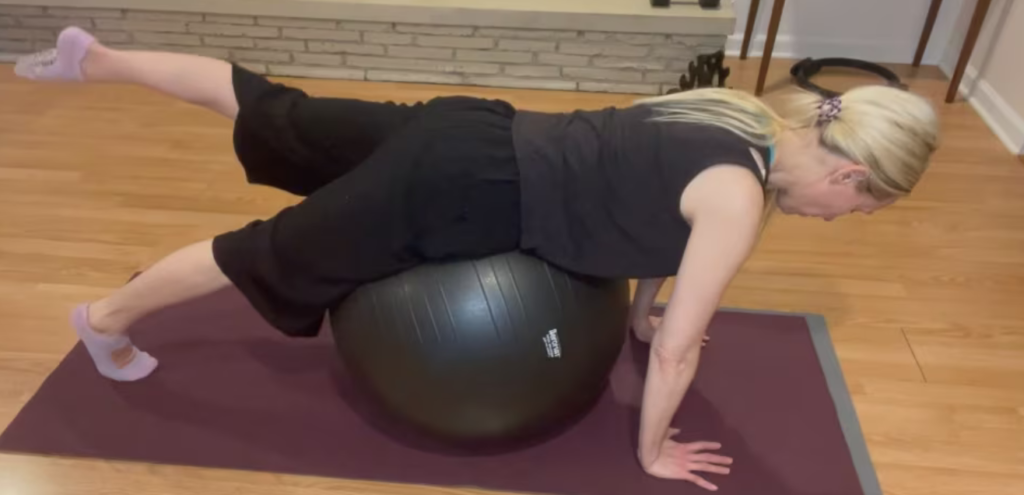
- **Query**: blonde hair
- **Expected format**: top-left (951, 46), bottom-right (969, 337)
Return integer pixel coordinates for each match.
top-left (636, 85), bottom-right (940, 200)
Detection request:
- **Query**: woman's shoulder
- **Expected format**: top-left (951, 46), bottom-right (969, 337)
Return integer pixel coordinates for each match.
top-left (652, 122), bottom-right (771, 184)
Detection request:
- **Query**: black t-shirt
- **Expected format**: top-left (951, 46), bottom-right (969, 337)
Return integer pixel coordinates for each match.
top-left (512, 104), bottom-right (770, 279)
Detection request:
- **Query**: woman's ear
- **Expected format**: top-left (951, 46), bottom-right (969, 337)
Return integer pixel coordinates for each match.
top-left (831, 163), bottom-right (870, 185)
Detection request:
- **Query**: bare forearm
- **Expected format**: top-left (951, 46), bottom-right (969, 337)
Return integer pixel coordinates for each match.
top-left (638, 338), bottom-right (700, 467)
top-left (632, 164), bottom-right (762, 483)
top-left (634, 257), bottom-right (729, 468)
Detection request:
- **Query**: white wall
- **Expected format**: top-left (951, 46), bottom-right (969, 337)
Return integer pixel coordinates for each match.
top-left (940, 0), bottom-right (1024, 154)
top-left (723, 0), bottom-right (1023, 154)
top-left (726, 0), bottom-right (967, 65)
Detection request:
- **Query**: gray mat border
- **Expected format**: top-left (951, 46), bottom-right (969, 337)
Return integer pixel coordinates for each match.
top-left (718, 307), bottom-right (882, 495)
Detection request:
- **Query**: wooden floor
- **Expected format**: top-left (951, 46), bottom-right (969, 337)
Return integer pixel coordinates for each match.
top-left (1, 56), bottom-right (1022, 495)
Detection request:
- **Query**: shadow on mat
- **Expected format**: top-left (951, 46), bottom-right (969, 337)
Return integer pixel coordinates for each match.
top-left (325, 360), bottom-right (601, 458)
top-left (102, 336), bottom-right (594, 459)
top-left (100, 339), bottom-right (352, 446)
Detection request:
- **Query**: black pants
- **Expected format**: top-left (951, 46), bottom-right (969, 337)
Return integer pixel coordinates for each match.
top-left (212, 65), bottom-right (523, 337)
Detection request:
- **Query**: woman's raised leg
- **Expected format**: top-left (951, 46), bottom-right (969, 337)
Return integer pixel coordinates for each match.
top-left (74, 239), bottom-right (232, 381)
top-left (15, 26), bottom-right (239, 119)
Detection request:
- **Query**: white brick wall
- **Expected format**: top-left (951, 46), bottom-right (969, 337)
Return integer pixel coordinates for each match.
top-left (388, 46), bottom-right (452, 60)
top-left (127, 11), bottom-right (203, 22)
top-left (233, 49), bottom-right (292, 63)
top-left (0, 28), bottom-right (55, 41)
top-left (417, 35), bottom-right (494, 50)
top-left (204, 36), bottom-right (255, 48)
top-left (364, 32), bottom-right (412, 45)
top-left (0, 5), bottom-right (726, 95)
top-left (95, 19), bottom-right (188, 33)
top-left (563, 67), bottom-right (644, 83)
top-left (593, 57), bottom-right (667, 71)
top-left (256, 39), bottom-right (306, 51)
top-left (0, 40), bottom-right (33, 52)
top-left (48, 7), bottom-right (121, 19)
top-left (346, 55), bottom-right (500, 75)
top-left (191, 23), bottom-right (279, 38)
top-left (339, 22), bottom-right (390, 32)
top-left (134, 32), bottom-right (202, 46)
top-left (645, 71), bottom-right (683, 84)
top-left (395, 24), bottom-right (474, 36)
top-left (0, 6), bottom-right (43, 15)
top-left (498, 40), bottom-right (555, 53)
top-left (281, 27), bottom-right (358, 42)
top-left (505, 65), bottom-right (560, 78)
top-left (19, 17), bottom-right (94, 28)
top-left (559, 42), bottom-right (649, 58)
top-left (294, 52), bottom-right (341, 66)
top-left (204, 14), bottom-right (254, 25)
top-left (368, 70), bottom-right (463, 85)
top-left (476, 28), bottom-right (578, 40)
top-left (457, 49), bottom-right (532, 64)
top-left (537, 53), bottom-right (589, 67)
top-left (93, 31), bottom-right (131, 43)
top-left (310, 41), bottom-right (384, 55)
top-left (268, 65), bottom-right (363, 80)
top-left (258, 17), bottom-right (336, 29)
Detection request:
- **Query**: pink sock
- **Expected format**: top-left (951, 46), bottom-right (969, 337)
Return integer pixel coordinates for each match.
top-left (15, 26), bottom-right (96, 81)
top-left (71, 304), bottom-right (158, 382)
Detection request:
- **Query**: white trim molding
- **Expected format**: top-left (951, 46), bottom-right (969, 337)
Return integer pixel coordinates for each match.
top-left (942, 60), bottom-right (1024, 154)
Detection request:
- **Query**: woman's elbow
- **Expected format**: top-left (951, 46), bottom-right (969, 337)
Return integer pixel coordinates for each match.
top-left (650, 342), bottom-right (695, 372)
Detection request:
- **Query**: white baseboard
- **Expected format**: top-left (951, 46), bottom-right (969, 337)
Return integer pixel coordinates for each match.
top-left (941, 60), bottom-right (1024, 154)
top-left (726, 34), bottom-right (926, 65)
top-left (0, 53), bottom-right (21, 63)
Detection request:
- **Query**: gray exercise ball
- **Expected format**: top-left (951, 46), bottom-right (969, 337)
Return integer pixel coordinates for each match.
top-left (330, 251), bottom-right (630, 451)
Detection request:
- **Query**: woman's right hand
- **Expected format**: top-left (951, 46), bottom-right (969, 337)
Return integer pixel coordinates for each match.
top-left (642, 428), bottom-right (733, 491)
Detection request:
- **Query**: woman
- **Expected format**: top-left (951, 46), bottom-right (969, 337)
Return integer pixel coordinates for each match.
top-left (17, 27), bottom-right (938, 491)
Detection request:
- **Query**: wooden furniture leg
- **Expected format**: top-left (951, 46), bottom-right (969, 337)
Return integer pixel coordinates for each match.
top-left (946, 0), bottom-right (993, 103)
top-left (914, 0), bottom-right (944, 66)
top-left (755, 0), bottom-right (785, 96)
top-left (740, 0), bottom-right (761, 60)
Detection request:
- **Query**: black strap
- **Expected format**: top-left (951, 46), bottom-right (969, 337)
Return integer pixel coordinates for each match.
top-left (790, 57), bottom-right (907, 98)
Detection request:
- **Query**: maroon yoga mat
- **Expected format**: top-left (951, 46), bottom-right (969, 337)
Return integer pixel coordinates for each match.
top-left (0, 288), bottom-right (869, 495)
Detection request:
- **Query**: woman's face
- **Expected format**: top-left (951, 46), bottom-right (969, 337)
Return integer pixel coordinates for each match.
top-left (772, 131), bottom-right (897, 221)
top-left (773, 168), bottom-right (895, 221)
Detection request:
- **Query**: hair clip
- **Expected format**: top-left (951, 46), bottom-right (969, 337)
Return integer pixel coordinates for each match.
top-left (817, 96), bottom-right (842, 125)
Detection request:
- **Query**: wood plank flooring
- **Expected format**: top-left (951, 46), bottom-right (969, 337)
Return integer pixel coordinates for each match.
top-left (0, 56), bottom-right (1022, 495)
